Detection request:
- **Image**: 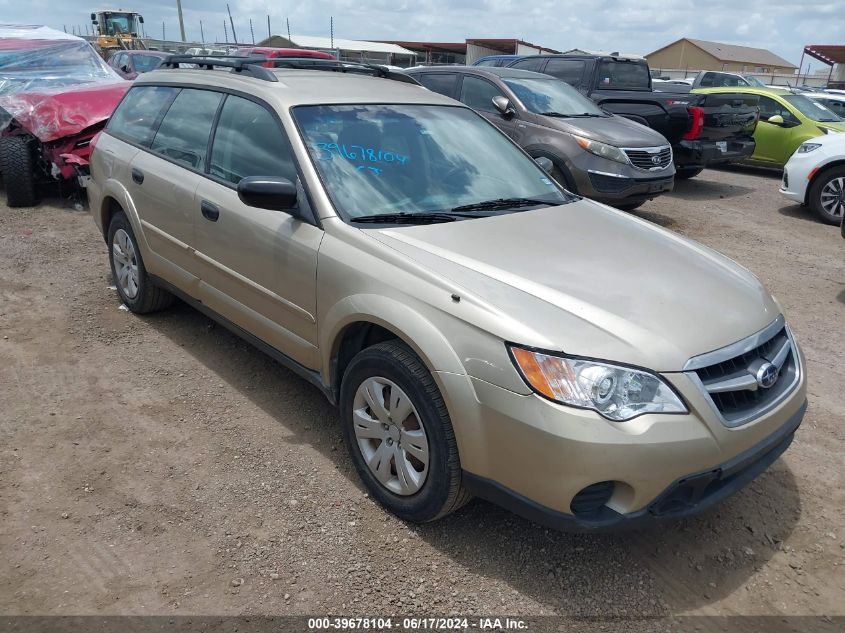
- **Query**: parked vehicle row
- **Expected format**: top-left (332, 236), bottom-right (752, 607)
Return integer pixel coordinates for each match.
top-left (86, 56), bottom-right (807, 533)
top-left (473, 52), bottom-right (761, 180)
top-left (407, 66), bottom-right (674, 209)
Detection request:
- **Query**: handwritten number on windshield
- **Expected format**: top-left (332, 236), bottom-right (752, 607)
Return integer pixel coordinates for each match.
top-left (314, 143), bottom-right (408, 165)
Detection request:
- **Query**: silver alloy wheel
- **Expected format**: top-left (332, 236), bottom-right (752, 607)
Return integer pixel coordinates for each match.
top-left (820, 176), bottom-right (845, 220)
top-left (112, 228), bottom-right (139, 299)
top-left (352, 377), bottom-right (430, 496)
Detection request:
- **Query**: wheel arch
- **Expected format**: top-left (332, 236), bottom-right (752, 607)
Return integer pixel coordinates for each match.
top-left (806, 159), bottom-right (845, 205)
top-left (322, 296), bottom-right (466, 402)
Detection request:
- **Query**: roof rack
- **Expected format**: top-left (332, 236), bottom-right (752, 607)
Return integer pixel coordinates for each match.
top-left (267, 58), bottom-right (421, 85)
top-left (161, 55), bottom-right (278, 82)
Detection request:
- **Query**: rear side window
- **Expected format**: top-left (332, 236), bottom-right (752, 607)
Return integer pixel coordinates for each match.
top-left (459, 76), bottom-right (504, 112)
top-left (209, 95), bottom-right (296, 185)
top-left (133, 55), bottom-right (164, 73)
top-left (417, 73), bottom-right (458, 97)
top-left (107, 85), bottom-right (178, 147)
top-left (596, 60), bottom-right (651, 90)
top-left (543, 59), bottom-right (586, 86)
top-left (151, 88), bottom-right (223, 170)
top-left (475, 59), bottom-right (498, 67)
top-left (509, 58), bottom-right (545, 72)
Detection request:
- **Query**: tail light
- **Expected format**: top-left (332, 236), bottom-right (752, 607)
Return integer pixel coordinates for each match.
top-left (683, 106), bottom-right (705, 140)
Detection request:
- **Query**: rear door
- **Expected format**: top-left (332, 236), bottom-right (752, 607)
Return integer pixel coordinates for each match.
top-left (192, 94), bottom-right (322, 368)
top-left (129, 87), bottom-right (223, 276)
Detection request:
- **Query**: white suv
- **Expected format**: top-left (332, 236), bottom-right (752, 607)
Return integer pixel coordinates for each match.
top-left (780, 132), bottom-right (845, 225)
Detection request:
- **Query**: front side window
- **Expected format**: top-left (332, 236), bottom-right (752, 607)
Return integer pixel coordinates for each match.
top-left (596, 60), bottom-right (650, 90)
top-left (151, 88), bottom-right (222, 169)
top-left (209, 95), bottom-right (296, 184)
top-left (504, 78), bottom-right (606, 117)
top-left (293, 104), bottom-right (569, 220)
top-left (459, 76), bottom-right (504, 112)
top-left (758, 96), bottom-right (798, 123)
top-left (107, 85), bottom-right (179, 147)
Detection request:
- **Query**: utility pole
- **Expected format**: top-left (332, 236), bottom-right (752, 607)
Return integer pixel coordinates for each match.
top-left (286, 18), bottom-right (291, 42)
top-left (330, 16), bottom-right (333, 50)
top-left (226, 4), bottom-right (238, 44)
top-left (176, 0), bottom-right (186, 42)
top-left (162, 21), bottom-right (165, 41)
top-left (200, 20), bottom-right (205, 44)
top-left (249, 18), bottom-right (254, 44)
top-left (223, 20), bottom-right (228, 43)
top-left (267, 15), bottom-right (271, 40)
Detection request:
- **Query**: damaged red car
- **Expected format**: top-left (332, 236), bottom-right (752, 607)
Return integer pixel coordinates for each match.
top-left (0, 25), bottom-right (129, 207)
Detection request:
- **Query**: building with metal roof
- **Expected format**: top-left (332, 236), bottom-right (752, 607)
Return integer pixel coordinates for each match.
top-left (645, 38), bottom-right (796, 74)
top-left (257, 34), bottom-right (416, 65)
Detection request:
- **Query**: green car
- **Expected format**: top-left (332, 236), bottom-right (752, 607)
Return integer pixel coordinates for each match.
top-left (693, 87), bottom-right (845, 167)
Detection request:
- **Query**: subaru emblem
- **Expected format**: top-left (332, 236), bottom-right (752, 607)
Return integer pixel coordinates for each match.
top-left (755, 362), bottom-right (779, 389)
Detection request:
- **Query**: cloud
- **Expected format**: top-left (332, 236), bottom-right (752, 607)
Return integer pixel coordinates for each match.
top-left (1, 0), bottom-right (841, 65)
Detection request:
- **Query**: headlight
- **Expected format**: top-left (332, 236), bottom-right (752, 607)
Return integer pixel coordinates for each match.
top-left (573, 135), bottom-right (628, 165)
top-left (509, 346), bottom-right (688, 421)
top-left (797, 143), bottom-right (822, 153)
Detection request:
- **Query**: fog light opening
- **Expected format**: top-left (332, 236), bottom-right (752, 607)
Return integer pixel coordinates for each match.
top-left (570, 481), bottom-right (615, 516)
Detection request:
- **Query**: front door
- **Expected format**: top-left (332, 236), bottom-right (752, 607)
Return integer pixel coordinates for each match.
top-left (192, 94), bottom-right (322, 369)
top-left (753, 95), bottom-right (798, 165)
top-left (458, 74), bottom-right (519, 140)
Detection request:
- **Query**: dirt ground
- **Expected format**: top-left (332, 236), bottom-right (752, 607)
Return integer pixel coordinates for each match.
top-left (0, 167), bottom-right (843, 621)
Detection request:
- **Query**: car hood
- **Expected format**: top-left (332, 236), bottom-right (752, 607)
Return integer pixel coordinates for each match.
top-left (816, 121), bottom-right (845, 135)
top-left (538, 113), bottom-right (667, 147)
top-left (368, 200), bottom-right (780, 372)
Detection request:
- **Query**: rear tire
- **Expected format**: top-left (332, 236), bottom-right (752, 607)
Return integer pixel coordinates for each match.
top-left (107, 211), bottom-right (174, 313)
top-left (809, 166), bottom-right (845, 226)
top-left (0, 136), bottom-right (39, 207)
top-left (675, 167), bottom-right (703, 180)
top-left (340, 340), bottom-right (470, 523)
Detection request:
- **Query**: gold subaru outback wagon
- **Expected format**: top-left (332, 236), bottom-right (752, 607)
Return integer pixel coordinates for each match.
top-left (88, 57), bottom-right (807, 531)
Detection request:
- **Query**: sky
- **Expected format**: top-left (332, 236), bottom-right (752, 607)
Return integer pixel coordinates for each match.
top-left (1, 0), bottom-right (842, 72)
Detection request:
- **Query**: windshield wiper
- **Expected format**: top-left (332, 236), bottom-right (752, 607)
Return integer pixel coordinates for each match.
top-left (449, 197), bottom-right (559, 213)
top-left (351, 212), bottom-right (462, 225)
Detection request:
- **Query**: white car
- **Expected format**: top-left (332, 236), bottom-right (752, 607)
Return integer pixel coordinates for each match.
top-left (780, 132), bottom-right (845, 225)
top-left (808, 93), bottom-right (845, 119)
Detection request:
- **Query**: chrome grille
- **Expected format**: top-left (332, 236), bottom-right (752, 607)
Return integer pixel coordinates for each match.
top-left (623, 145), bottom-right (672, 171)
top-left (685, 316), bottom-right (800, 427)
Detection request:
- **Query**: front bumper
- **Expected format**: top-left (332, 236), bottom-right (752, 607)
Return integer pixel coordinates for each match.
top-left (463, 400), bottom-right (804, 532)
top-left (582, 170), bottom-right (674, 205)
top-left (674, 137), bottom-right (755, 168)
top-left (438, 350), bottom-right (806, 532)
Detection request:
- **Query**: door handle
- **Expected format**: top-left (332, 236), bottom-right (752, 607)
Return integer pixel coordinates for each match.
top-left (200, 200), bottom-right (220, 222)
top-left (131, 168), bottom-right (144, 185)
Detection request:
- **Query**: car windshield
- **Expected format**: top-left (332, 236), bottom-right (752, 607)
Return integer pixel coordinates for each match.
top-left (133, 55), bottom-right (163, 72)
top-left (503, 78), bottom-right (606, 117)
top-left (293, 104), bottom-right (571, 221)
top-left (784, 94), bottom-right (841, 122)
top-left (596, 60), bottom-right (651, 90)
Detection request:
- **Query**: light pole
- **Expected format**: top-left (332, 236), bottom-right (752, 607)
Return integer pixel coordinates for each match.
top-left (176, 0), bottom-right (186, 42)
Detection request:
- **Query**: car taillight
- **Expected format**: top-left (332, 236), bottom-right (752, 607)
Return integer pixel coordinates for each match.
top-left (683, 106), bottom-right (705, 140)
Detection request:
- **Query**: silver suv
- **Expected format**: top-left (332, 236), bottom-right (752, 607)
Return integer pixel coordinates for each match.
top-left (88, 57), bottom-right (807, 531)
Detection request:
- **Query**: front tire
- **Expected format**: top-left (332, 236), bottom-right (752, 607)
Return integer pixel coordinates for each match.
top-left (809, 167), bottom-right (845, 225)
top-left (107, 211), bottom-right (174, 313)
top-left (675, 167), bottom-right (703, 180)
top-left (340, 340), bottom-right (470, 523)
top-left (0, 136), bottom-right (39, 207)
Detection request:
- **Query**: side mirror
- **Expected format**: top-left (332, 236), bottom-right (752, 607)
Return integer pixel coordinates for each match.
top-left (138, 15), bottom-right (144, 24)
top-left (767, 114), bottom-right (785, 125)
top-left (90, 13), bottom-right (96, 22)
top-left (237, 176), bottom-right (298, 212)
top-left (492, 95), bottom-right (516, 118)
top-left (120, 64), bottom-right (130, 73)
top-left (534, 157), bottom-right (554, 173)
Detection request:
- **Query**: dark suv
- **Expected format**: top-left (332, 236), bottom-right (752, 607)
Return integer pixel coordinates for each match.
top-left (407, 66), bottom-right (674, 209)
